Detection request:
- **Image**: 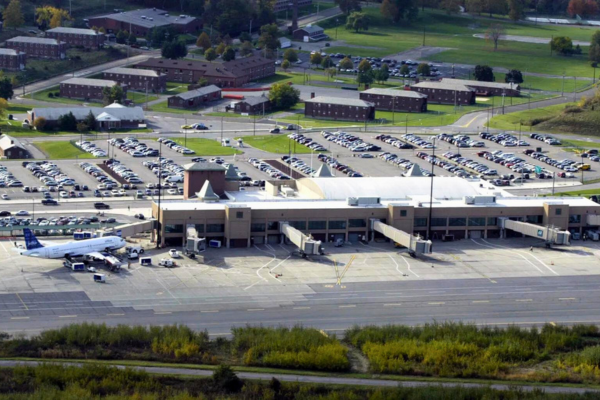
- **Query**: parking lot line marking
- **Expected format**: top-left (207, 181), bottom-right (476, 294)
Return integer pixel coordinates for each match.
top-left (106, 313), bottom-right (125, 316)
top-left (154, 312), bottom-right (172, 315)
top-left (383, 303), bottom-right (402, 307)
top-left (516, 299), bottom-right (533, 302)
top-left (201, 310), bottom-right (219, 313)
top-left (559, 298), bottom-right (576, 301)
top-left (339, 305), bottom-right (356, 308)
top-left (472, 300), bottom-right (490, 303)
top-left (293, 306), bottom-right (311, 310)
top-left (15, 293), bottom-right (28, 311)
top-left (428, 302), bottom-right (446, 305)
top-left (247, 308), bottom-right (265, 312)
top-left (59, 315), bottom-right (77, 318)
top-left (461, 115), bottom-right (480, 128)
top-left (10, 316), bottom-right (29, 320)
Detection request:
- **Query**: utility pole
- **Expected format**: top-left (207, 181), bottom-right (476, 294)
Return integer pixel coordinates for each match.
top-left (427, 137), bottom-right (436, 241)
top-left (422, 28), bottom-right (426, 46)
top-left (156, 140), bottom-right (162, 249)
top-left (562, 73), bottom-right (565, 96)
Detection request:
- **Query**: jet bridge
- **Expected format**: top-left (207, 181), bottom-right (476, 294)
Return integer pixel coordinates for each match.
top-left (370, 219), bottom-right (432, 257)
top-left (280, 221), bottom-right (322, 257)
top-left (498, 218), bottom-right (570, 246)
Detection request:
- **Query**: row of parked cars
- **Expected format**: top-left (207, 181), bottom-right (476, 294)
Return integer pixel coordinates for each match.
top-left (109, 137), bottom-right (159, 157)
top-left (437, 133), bottom-right (485, 148)
top-left (378, 152), bottom-right (432, 176)
top-left (78, 162), bottom-right (118, 191)
top-left (0, 165), bottom-right (22, 187)
top-left (476, 150), bottom-right (550, 181)
top-left (287, 133), bottom-right (327, 152)
top-left (417, 152), bottom-right (477, 179)
top-left (75, 141), bottom-right (107, 157)
top-left (249, 158), bottom-right (291, 180)
top-left (0, 215), bottom-right (109, 228)
top-left (479, 132), bottom-right (529, 147)
top-left (281, 156), bottom-right (315, 176)
top-left (317, 154), bottom-right (363, 177)
top-left (157, 137), bottom-right (195, 155)
top-left (530, 133), bottom-right (561, 145)
top-left (142, 158), bottom-right (185, 188)
top-left (105, 159), bottom-right (144, 185)
top-left (24, 161), bottom-right (73, 188)
top-left (401, 134), bottom-right (435, 149)
top-left (523, 149), bottom-right (588, 174)
top-left (375, 134), bottom-right (414, 149)
top-left (439, 152), bottom-right (498, 177)
top-left (321, 131), bottom-right (381, 152)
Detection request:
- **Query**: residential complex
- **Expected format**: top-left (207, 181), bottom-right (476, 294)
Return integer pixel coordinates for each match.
top-left (45, 27), bottom-right (105, 49)
top-left (59, 78), bottom-right (125, 101)
top-left (304, 96), bottom-right (375, 121)
top-left (87, 8), bottom-right (202, 36)
top-left (168, 85), bottom-right (222, 109)
top-left (410, 81), bottom-right (476, 105)
top-left (0, 48), bottom-right (26, 71)
top-left (360, 88), bottom-right (428, 112)
top-left (103, 67), bottom-right (167, 92)
top-left (6, 37), bottom-right (67, 59)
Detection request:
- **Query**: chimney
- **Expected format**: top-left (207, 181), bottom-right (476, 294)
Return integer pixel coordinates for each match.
top-left (311, 92), bottom-right (315, 98)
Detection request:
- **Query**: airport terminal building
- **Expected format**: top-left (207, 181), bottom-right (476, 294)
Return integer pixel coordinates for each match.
top-left (152, 163), bottom-right (600, 247)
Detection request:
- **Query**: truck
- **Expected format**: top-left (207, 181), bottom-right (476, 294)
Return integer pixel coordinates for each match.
top-left (158, 258), bottom-right (176, 268)
top-left (63, 260), bottom-right (85, 271)
top-left (73, 231), bottom-right (93, 240)
top-left (125, 246), bottom-right (145, 259)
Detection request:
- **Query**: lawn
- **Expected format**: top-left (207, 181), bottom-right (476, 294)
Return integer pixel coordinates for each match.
top-left (486, 102), bottom-right (576, 131)
top-left (7, 103), bottom-right (34, 114)
top-left (258, 71), bottom-right (403, 90)
top-left (127, 91), bottom-right (159, 104)
top-left (561, 139), bottom-right (600, 150)
top-left (161, 138), bottom-right (242, 156)
top-left (25, 86), bottom-right (85, 105)
top-left (242, 134), bottom-right (326, 154)
top-left (495, 73), bottom-right (594, 93)
top-left (34, 141), bottom-right (98, 159)
top-left (147, 100), bottom-right (204, 114)
top-left (320, 8), bottom-right (598, 78)
top-left (166, 82), bottom-right (191, 95)
top-left (275, 1), bottom-right (337, 19)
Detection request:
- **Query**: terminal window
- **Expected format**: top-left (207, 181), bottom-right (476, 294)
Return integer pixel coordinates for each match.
top-left (556, 208), bottom-right (562, 215)
top-left (194, 224), bottom-right (204, 233)
top-left (468, 217), bottom-right (486, 227)
top-left (308, 220), bottom-right (326, 230)
top-left (329, 220), bottom-right (347, 230)
top-left (289, 221), bottom-right (307, 230)
top-left (569, 215), bottom-right (581, 223)
top-left (431, 218), bottom-right (447, 227)
top-left (349, 219), bottom-right (366, 228)
top-left (251, 223), bottom-right (266, 232)
top-left (267, 221), bottom-right (279, 230)
top-left (207, 224), bottom-right (224, 233)
top-left (400, 210), bottom-right (407, 217)
top-left (236, 211), bottom-right (244, 219)
top-left (414, 218), bottom-right (427, 227)
top-left (165, 224), bottom-right (183, 233)
top-left (487, 217), bottom-right (498, 226)
top-left (449, 217), bottom-right (467, 226)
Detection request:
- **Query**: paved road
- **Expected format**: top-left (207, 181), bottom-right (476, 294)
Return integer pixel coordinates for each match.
top-left (4, 275), bottom-right (600, 337)
top-left (0, 360), bottom-right (596, 394)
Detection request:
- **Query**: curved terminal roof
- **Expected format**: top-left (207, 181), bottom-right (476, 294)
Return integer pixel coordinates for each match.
top-left (297, 177), bottom-right (485, 200)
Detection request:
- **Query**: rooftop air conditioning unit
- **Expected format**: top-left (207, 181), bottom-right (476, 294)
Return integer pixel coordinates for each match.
top-left (464, 196), bottom-right (475, 205)
top-left (281, 186), bottom-right (295, 198)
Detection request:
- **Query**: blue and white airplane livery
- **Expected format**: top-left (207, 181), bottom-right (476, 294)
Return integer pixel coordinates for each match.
top-left (18, 228), bottom-right (126, 259)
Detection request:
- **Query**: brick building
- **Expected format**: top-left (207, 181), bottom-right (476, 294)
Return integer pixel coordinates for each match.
top-left (45, 27), bottom-right (105, 49)
top-left (304, 96), bottom-right (375, 121)
top-left (292, 25), bottom-right (327, 41)
top-left (441, 78), bottom-right (520, 97)
top-left (410, 81), bottom-right (476, 105)
top-left (103, 67), bottom-right (167, 92)
top-left (0, 134), bottom-right (29, 159)
top-left (168, 85), bottom-right (221, 109)
top-left (233, 96), bottom-right (271, 115)
top-left (87, 8), bottom-right (202, 37)
top-left (59, 77), bottom-right (126, 101)
top-left (0, 48), bottom-right (26, 71)
top-left (6, 37), bottom-right (67, 59)
top-left (360, 88), bottom-right (428, 112)
top-left (134, 55), bottom-right (275, 87)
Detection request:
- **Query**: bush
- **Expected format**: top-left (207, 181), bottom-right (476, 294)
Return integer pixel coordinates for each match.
top-left (48, 93), bottom-right (54, 98)
top-left (212, 365), bottom-right (243, 393)
top-left (33, 117), bottom-right (47, 131)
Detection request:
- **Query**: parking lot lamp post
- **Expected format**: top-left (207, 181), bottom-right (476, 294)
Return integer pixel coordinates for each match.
top-left (391, 96), bottom-right (395, 124)
top-left (593, 63), bottom-right (597, 84)
top-left (220, 116), bottom-right (224, 144)
top-left (335, 19), bottom-right (339, 40)
top-left (156, 140), bottom-right (162, 249)
top-left (581, 153), bottom-right (585, 184)
top-left (427, 137), bottom-right (436, 241)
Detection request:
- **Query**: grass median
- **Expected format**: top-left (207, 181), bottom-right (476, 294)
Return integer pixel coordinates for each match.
top-left (34, 140), bottom-right (99, 159)
top-left (161, 137), bottom-right (242, 156)
top-left (242, 134), bottom-right (326, 154)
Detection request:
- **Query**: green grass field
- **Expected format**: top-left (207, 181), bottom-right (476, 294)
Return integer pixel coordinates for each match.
top-left (242, 134), bottom-right (326, 154)
top-left (561, 139), bottom-right (600, 150)
top-left (147, 100), bottom-right (204, 114)
top-left (34, 141), bottom-right (98, 159)
top-left (495, 73), bottom-right (594, 93)
top-left (487, 102), bottom-right (576, 130)
top-left (321, 8), bottom-right (597, 78)
top-left (166, 82), bottom-right (191, 95)
top-left (25, 86), bottom-right (84, 105)
top-left (161, 138), bottom-right (242, 156)
top-left (127, 91), bottom-right (159, 104)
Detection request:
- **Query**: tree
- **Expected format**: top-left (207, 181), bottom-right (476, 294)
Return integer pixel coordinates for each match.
top-left (374, 63), bottom-right (390, 83)
top-left (33, 117), bottom-right (47, 131)
top-left (321, 56), bottom-right (334, 69)
top-left (196, 32), bottom-right (211, 52)
top-left (212, 365), bottom-right (243, 393)
top-left (83, 111), bottom-right (96, 130)
top-left (258, 23), bottom-right (279, 51)
top-left (465, 0), bottom-right (484, 14)
top-left (440, 0), bottom-right (461, 13)
top-left (255, 0), bottom-right (276, 26)
top-left (417, 62), bottom-right (431, 76)
top-left (339, 57), bottom-right (354, 70)
top-left (485, 24), bottom-right (505, 51)
top-left (162, 41), bottom-right (188, 59)
top-left (202, 0), bottom-right (254, 37)
top-left (36, 6), bottom-right (71, 30)
top-left (0, 77), bottom-right (14, 100)
top-left (283, 49), bottom-right (298, 62)
top-left (310, 52), bottom-right (323, 67)
top-left (116, 30), bottom-right (128, 44)
top-left (335, 0), bottom-right (362, 15)
top-left (102, 85), bottom-right (124, 105)
top-left (281, 60), bottom-right (291, 72)
top-left (474, 65), bottom-right (494, 81)
top-left (346, 12), bottom-right (369, 33)
top-left (240, 41), bottom-right (254, 57)
top-left (483, 0), bottom-right (508, 16)
top-left (381, 0), bottom-right (418, 23)
top-left (58, 112), bottom-right (77, 131)
top-left (590, 43), bottom-right (600, 62)
top-left (239, 32), bottom-right (252, 42)
top-left (216, 42), bottom-right (226, 55)
top-left (505, 69), bottom-right (523, 84)
top-left (507, 0), bottom-right (525, 21)
top-left (205, 48), bottom-right (217, 62)
top-left (77, 122), bottom-right (90, 133)
top-left (400, 64), bottom-right (410, 75)
top-left (268, 83), bottom-right (300, 110)
top-left (4, 0), bottom-right (24, 29)
top-left (551, 36), bottom-right (574, 55)
top-left (128, 33), bottom-right (137, 45)
top-left (358, 59), bottom-right (371, 73)
top-left (326, 67), bottom-right (337, 80)
top-left (568, 0), bottom-right (599, 17)
top-left (357, 71), bottom-right (374, 87)
top-left (222, 46), bottom-right (236, 61)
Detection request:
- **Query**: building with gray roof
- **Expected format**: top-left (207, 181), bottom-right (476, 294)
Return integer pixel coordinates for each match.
top-left (0, 134), bottom-right (28, 159)
top-left (360, 88), bottom-right (428, 113)
top-left (304, 96), bottom-right (376, 122)
top-left (46, 27), bottom-right (105, 49)
top-left (60, 78), bottom-right (125, 101)
top-left (441, 78), bottom-right (521, 97)
top-left (233, 96), bottom-right (272, 115)
top-left (28, 104), bottom-right (145, 131)
top-left (411, 81), bottom-right (476, 105)
top-left (168, 85), bottom-right (222, 110)
top-left (0, 48), bottom-right (26, 71)
top-left (6, 36), bottom-right (67, 59)
top-left (103, 67), bottom-right (167, 92)
top-left (293, 24), bottom-right (328, 41)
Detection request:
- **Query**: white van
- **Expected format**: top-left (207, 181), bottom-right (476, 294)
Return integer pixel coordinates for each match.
top-left (165, 175), bottom-right (183, 183)
top-left (221, 138), bottom-right (231, 147)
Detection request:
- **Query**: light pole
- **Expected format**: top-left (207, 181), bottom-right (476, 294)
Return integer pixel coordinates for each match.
top-left (335, 18), bottom-right (339, 40)
top-left (593, 62), bottom-right (598, 84)
top-left (156, 139), bottom-right (163, 249)
top-left (427, 137), bottom-right (436, 241)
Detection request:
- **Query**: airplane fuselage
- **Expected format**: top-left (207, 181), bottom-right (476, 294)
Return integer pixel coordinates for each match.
top-left (22, 237), bottom-right (126, 259)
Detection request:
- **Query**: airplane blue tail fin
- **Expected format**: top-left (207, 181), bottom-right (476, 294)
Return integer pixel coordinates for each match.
top-left (23, 228), bottom-right (44, 250)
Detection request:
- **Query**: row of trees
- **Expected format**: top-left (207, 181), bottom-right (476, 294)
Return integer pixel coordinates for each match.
top-left (4, 0), bottom-right (72, 30)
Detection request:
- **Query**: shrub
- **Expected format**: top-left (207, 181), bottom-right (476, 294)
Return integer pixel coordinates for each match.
top-left (33, 117), bottom-right (47, 131)
top-left (212, 365), bottom-right (243, 393)
top-left (48, 93), bottom-right (54, 98)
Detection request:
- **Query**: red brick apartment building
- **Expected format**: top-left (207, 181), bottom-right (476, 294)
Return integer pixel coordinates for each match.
top-left (5, 37), bottom-right (67, 59)
top-left (103, 67), bottom-right (167, 92)
top-left (410, 81), bottom-right (476, 105)
top-left (360, 88), bottom-right (428, 112)
top-left (60, 78), bottom-right (126, 101)
top-left (0, 49), bottom-right (26, 71)
top-left (304, 96), bottom-right (375, 121)
top-left (45, 27), bottom-right (105, 49)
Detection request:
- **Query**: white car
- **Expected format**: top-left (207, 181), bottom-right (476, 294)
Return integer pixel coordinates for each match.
top-left (16, 210), bottom-right (29, 216)
top-left (168, 249), bottom-right (181, 258)
top-left (59, 191), bottom-right (68, 198)
top-left (1, 194), bottom-right (8, 200)
top-left (159, 258), bottom-right (176, 267)
top-left (167, 188), bottom-right (177, 195)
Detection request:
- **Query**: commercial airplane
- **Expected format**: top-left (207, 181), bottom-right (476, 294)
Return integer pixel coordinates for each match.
top-left (18, 228), bottom-right (126, 259)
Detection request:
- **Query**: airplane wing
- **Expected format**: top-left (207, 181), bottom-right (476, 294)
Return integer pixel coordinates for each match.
top-left (84, 251), bottom-right (105, 260)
